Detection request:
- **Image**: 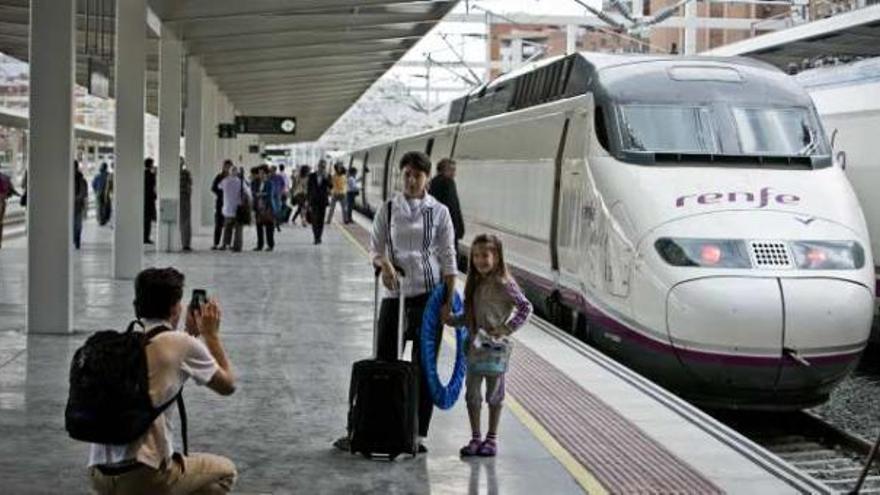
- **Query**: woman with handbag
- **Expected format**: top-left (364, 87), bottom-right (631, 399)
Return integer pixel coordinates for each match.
top-left (251, 165), bottom-right (276, 252)
top-left (219, 165), bottom-right (250, 252)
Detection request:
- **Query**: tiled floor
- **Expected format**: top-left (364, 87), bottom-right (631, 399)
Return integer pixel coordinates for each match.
top-left (0, 217), bottom-right (582, 494)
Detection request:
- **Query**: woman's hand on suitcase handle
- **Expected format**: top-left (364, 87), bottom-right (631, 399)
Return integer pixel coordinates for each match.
top-left (380, 261), bottom-right (399, 291)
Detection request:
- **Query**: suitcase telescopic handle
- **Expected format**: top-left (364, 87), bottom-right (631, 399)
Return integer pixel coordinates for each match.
top-left (372, 265), bottom-right (406, 360)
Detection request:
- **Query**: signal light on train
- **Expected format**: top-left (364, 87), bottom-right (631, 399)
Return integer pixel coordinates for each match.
top-left (655, 238), bottom-right (751, 268)
top-left (805, 248), bottom-right (827, 266)
top-left (700, 245), bottom-right (723, 265)
top-left (790, 241), bottom-right (864, 270)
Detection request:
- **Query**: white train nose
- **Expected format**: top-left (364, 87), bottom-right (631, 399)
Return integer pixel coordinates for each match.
top-left (667, 277), bottom-right (782, 389)
top-left (775, 278), bottom-right (872, 390)
top-left (666, 277), bottom-right (871, 392)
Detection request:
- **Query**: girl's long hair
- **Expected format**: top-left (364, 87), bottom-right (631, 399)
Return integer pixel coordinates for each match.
top-left (463, 234), bottom-right (508, 332)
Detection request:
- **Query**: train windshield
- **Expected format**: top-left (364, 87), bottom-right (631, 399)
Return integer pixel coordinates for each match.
top-left (617, 103), bottom-right (828, 158)
top-left (730, 107), bottom-right (825, 156)
top-left (619, 105), bottom-right (719, 153)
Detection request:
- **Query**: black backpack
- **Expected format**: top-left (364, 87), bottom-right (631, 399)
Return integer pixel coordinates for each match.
top-left (65, 320), bottom-right (188, 454)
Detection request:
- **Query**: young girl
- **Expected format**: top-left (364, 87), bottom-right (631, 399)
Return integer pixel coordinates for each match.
top-left (452, 234), bottom-right (532, 457)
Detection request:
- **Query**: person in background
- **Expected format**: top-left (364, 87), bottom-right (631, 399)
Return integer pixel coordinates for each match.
top-left (219, 166), bottom-right (250, 252)
top-left (428, 158), bottom-right (465, 263)
top-left (279, 164), bottom-right (291, 204)
top-left (344, 167), bottom-right (359, 224)
top-left (144, 158), bottom-right (157, 244)
top-left (180, 158), bottom-right (193, 252)
top-left (92, 163), bottom-right (112, 226)
top-left (211, 160), bottom-right (232, 250)
top-left (307, 160), bottom-right (330, 245)
top-left (325, 161), bottom-right (347, 225)
top-left (290, 165), bottom-right (310, 227)
top-left (0, 168), bottom-right (21, 249)
top-left (74, 160), bottom-right (88, 250)
top-left (251, 165), bottom-right (276, 252)
top-left (268, 166), bottom-right (285, 232)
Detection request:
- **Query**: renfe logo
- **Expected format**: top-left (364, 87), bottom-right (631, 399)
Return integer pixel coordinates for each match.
top-left (676, 187), bottom-right (800, 208)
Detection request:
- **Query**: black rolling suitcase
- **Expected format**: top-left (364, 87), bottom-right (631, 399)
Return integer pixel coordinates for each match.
top-left (347, 270), bottom-right (419, 460)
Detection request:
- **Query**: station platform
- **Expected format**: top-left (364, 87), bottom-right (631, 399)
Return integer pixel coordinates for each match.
top-left (0, 214), bottom-right (832, 494)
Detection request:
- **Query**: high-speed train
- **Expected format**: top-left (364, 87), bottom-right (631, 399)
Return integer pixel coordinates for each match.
top-left (346, 53), bottom-right (874, 410)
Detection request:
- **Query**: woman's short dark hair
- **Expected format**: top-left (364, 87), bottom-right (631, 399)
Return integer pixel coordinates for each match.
top-left (399, 151), bottom-right (431, 175)
top-left (134, 267), bottom-right (185, 320)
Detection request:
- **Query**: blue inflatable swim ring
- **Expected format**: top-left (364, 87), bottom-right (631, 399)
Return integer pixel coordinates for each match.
top-left (420, 283), bottom-right (468, 410)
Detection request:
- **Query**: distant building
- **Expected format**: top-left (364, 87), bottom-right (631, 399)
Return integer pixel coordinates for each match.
top-left (487, 1), bottom-right (793, 78)
top-left (647, 0), bottom-right (789, 54)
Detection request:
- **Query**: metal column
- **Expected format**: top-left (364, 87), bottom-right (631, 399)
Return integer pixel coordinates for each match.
top-left (158, 33), bottom-right (183, 252)
top-left (27, 0), bottom-right (75, 334)
top-left (113, 0), bottom-right (146, 279)
top-left (185, 58), bottom-right (204, 233)
top-left (200, 79), bottom-right (217, 227)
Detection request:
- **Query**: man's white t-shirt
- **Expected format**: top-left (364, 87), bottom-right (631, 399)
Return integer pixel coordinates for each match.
top-left (88, 321), bottom-right (218, 469)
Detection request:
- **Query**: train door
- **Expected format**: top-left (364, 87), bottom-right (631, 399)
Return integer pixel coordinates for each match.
top-left (582, 98), bottom-right (607, 291)
top-left (556, 106), bottom-right (591, 284)
top-left (605, 203), bottom-right (633, 298)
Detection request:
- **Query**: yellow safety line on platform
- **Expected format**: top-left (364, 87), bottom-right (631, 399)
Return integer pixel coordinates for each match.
top-left (335, 224), bottom-right (606, 495)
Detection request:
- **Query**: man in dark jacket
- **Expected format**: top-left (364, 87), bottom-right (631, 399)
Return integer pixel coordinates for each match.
top-left (211, 160), bottom-right (232, 250)
top-left (306, 160), bottom-right (330, 245)
top-left (144, 158), bottom-right (157, 244)
top-left (74, 161), bottom-right (88, 250)
top-left (180, 158), bottom-right (193, 251)
top-left (428, 158), bottom-right (464, 259)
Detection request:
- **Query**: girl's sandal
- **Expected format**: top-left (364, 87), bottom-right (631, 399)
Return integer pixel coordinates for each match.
top-left (460, 438), bottom-right (482, 457)
top-left (477, 439), bottom-right (497, 457)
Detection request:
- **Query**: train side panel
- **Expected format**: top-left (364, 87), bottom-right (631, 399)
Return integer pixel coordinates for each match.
top-left (454, 99), bottom-right (580, 276)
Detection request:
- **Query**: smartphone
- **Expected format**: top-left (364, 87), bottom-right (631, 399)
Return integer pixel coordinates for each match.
top-left (189, 289), bottom-right (207, 312)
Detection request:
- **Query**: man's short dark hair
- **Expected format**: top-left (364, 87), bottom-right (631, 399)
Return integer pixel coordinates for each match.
top-left (134, 268), bottom-right (185, 320)
top-left (399, 151), bottom-right (431, 175)
top-left (436, 158), bottom-right (455, 174)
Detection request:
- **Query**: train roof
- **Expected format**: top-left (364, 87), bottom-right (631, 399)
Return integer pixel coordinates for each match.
top-left (448, 52), bottom-right (810, 124)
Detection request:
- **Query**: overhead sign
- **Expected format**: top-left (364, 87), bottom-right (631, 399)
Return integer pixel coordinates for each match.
top-left (234, 116), bottom-right (297, 135)
top-left (218, 123), bottom-right (237, 139)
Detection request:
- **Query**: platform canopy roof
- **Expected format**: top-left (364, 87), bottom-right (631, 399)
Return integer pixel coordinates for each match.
top-left (0, 0), bottom-right (458, 142)
top-left (703, 4), bottom-right (880, 70)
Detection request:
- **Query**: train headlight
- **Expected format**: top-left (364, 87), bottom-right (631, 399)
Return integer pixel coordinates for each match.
top-left (790, 241), bottom-right (865, 270)
top-left (655, 238), bottom-right (752, 268)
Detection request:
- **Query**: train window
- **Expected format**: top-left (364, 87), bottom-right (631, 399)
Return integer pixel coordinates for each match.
top-left (594, 106), bottom-right (611, 151)
top-left (425, 138), bottom-right (435, 157)
top-left (730, 107), bottom-right (828, 156)
top-left (556, 60), bottom-right (569, 94)
top-left (619, 105), bottom-right (719, 154)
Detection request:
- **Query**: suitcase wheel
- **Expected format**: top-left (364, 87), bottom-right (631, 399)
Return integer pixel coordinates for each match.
top-left (388, 452), bottom-right (400, 461)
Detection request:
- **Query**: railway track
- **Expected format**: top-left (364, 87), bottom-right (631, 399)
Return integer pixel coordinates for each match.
top-left (714, 410), bottom-right (880, 493)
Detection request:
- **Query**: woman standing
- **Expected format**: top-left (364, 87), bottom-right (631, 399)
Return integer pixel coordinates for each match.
top-left (325, 162), bottom-right (347, 225)
top-left (251, 165), bottom-right (276, 252)
top-left (369, 151), bottom-right (457, 453)
top-left (290, 165), bottom-right (310, 227)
